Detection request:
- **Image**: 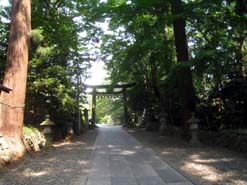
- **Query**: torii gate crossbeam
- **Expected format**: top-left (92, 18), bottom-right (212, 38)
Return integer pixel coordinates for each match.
top-left (84, 83), bottom-right (135, 127)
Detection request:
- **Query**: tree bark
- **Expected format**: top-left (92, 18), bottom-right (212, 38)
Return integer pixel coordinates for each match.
top-left (235, 1), bottom-right (247, 78)
top-left (0, 0), bottom-right (31, 158)
top-left (171, 0), bottom-right (195, 128)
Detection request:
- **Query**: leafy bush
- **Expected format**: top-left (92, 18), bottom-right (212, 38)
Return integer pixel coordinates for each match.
top-left (23, 125), bottom-right (39, 135)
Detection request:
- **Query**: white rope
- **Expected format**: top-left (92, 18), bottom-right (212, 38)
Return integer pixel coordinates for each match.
top-left (0, 101), bottom-right (25, 109)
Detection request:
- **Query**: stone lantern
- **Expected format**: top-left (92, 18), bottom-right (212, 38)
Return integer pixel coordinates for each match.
top-left (40, 114), bottom-right (55, 146)
top-left (131, 112), bottom-right (136, 124)
top-left (187, 112), bottom-right (200, 146)
top-left (83, 108), bottom-right (89, 130)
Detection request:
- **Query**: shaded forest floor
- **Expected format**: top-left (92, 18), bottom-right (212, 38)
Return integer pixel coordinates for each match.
top-left (0, 130), bottom-right (98, 185)
top-left (126, 128), bottom-right (247, 185)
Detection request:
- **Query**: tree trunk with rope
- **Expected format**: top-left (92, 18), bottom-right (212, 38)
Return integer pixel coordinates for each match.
top-left (0, 0), bottom-right (31, 159)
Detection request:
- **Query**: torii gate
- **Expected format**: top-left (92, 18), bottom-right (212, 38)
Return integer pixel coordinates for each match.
top-left (84, 83), bottom-right (135, 126)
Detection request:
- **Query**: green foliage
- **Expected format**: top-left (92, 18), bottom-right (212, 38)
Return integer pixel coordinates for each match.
top-left (96, 97), bottom-right (123, 124)
top-left (23, 125), bottom-right (39, 135)
top-left (24, 0), bottom-right (94, 124)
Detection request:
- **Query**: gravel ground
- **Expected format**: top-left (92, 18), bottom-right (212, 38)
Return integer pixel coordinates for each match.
top-left (0, 129), bottom-right (97, 185)
top-left (126, 128), bottom-right (247, 185)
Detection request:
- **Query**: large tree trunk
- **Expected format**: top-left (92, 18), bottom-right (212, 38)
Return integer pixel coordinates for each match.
top-left (235, 0), bottom-right (247, 78)
top-left (171, 0), bottom-right (195, 128)
top-left (0, 0), bottom-right (31, 158)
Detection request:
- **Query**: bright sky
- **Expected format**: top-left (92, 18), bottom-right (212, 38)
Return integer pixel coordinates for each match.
top-left (0, 0), bottom-right (8, 6)
top-left (85, 22), bottom-right (110, 85)
top-left (85, 61), bottom-right (108, 85)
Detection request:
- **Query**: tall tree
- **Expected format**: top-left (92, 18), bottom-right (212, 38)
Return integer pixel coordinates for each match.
top-left (235, 0), bottom-right (247, 78)
top-left (0, 0), bottom-right (31, 157)
top-left (171, 0), bottom-right (195, 127)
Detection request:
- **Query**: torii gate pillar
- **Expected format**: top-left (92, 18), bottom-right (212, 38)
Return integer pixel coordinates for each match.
top-left (123, 87), bottom-right (129, 125)
top-left (91, 88), bottom-right (96, 127)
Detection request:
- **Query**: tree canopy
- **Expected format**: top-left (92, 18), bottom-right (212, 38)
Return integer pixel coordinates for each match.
top-left (0, 0), bottom-right (246, 132)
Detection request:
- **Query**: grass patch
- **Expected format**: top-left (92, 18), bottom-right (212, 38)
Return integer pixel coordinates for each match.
top-left (23, 125), bottom-right (39, 135)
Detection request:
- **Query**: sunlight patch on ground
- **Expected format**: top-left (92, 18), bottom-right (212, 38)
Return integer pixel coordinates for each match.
top-left (23, 169), bottom-right (48, 177)
top-left (182, 154), bottom-right (239, 184)
top-left (120, 150), bottom-right (136, 155)
top-left (233, 180), bottom-right (247, 185)
top-left (47, 158), bottom-right (56, 162)
top-left (107, 144), bottom-right (115, 148)
top-left (194, 158), bottom-right (233, 163)
top-left (162, 151), bottom-right (172, 155)
top-left (182, 161), bottom-right (223, 182)
top-left (78, 160), bottom-right (89, 165)
top-left (134, 145), bottom-right (142, 149)
top-left (53, 141), bottom-right (86, 148)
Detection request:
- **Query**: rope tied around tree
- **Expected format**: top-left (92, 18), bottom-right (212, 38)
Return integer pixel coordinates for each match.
top-left (0, 101), bottom-right (25, 109)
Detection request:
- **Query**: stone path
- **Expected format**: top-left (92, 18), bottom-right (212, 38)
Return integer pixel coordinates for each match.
top-left (86, 125), bottom-right (194, 185)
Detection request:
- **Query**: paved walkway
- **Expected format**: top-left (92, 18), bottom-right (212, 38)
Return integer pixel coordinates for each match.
top-left (86, 125), bottom-right (194, 185)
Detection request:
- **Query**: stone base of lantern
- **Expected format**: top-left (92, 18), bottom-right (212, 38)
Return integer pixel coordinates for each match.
top-left (189, 130), bottom-right (201, 147)
top-left (44, 134), bottom-right (53, 148)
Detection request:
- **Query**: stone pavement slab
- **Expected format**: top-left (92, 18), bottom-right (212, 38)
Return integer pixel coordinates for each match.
top-left (111, 177), bottom-right (138, 185)
top-left (85, 125), bottom-right (194, 185)
top-left (137, 176), bottom-right (167, 185)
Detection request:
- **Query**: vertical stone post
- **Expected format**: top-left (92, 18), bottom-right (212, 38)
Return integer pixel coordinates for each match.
top-left (91, 88), bottom-right (97, 127)
top-left (76, 106), bottom-right (81, 135)
top-left (83, 108), bottom-right (89, 130)
top-left (122, 87), bottom-right (129, 126)
top-left (159, 112), bottom-right (168, 135)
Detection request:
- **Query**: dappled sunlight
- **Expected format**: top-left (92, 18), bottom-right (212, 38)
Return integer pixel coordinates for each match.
top-left (127, 128), bottom-right (247, 185)
top-left (46, 157), bottom-right (56, 162)
top-left (127, 129), bottom-right (136, 133)
top-left (77, 160), bottom-right (90, 165)
top-left (182, 161), bottom-right (246, 184)
top-left (107, 144), bottom-right (115, 148)
top-left (0, 130), bottom-right (97, 185)
top-left (161, 151), bottom-right (172, 155)
top-left (134, 145), bottom-right (142, 149)
top-left (182, 161), bottom-right (222, 181)
top-left (120, 150), bottom-right (137, 155)
top-left (234, 180), bottom-right (247, 185)
top-left (53, 141), bottom-right (86, 148)
top-left (194, 157), bottom-right (233, 164)
top-left (181, 153), bottom-right (247, 184)
top-left (23, 169), bottom-right (49, 177)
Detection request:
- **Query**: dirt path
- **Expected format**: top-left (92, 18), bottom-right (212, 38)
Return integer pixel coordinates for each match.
top-left (126, 128), bottom-right (247, 185)
top-left (0, 130), bottom-right (97, 185)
